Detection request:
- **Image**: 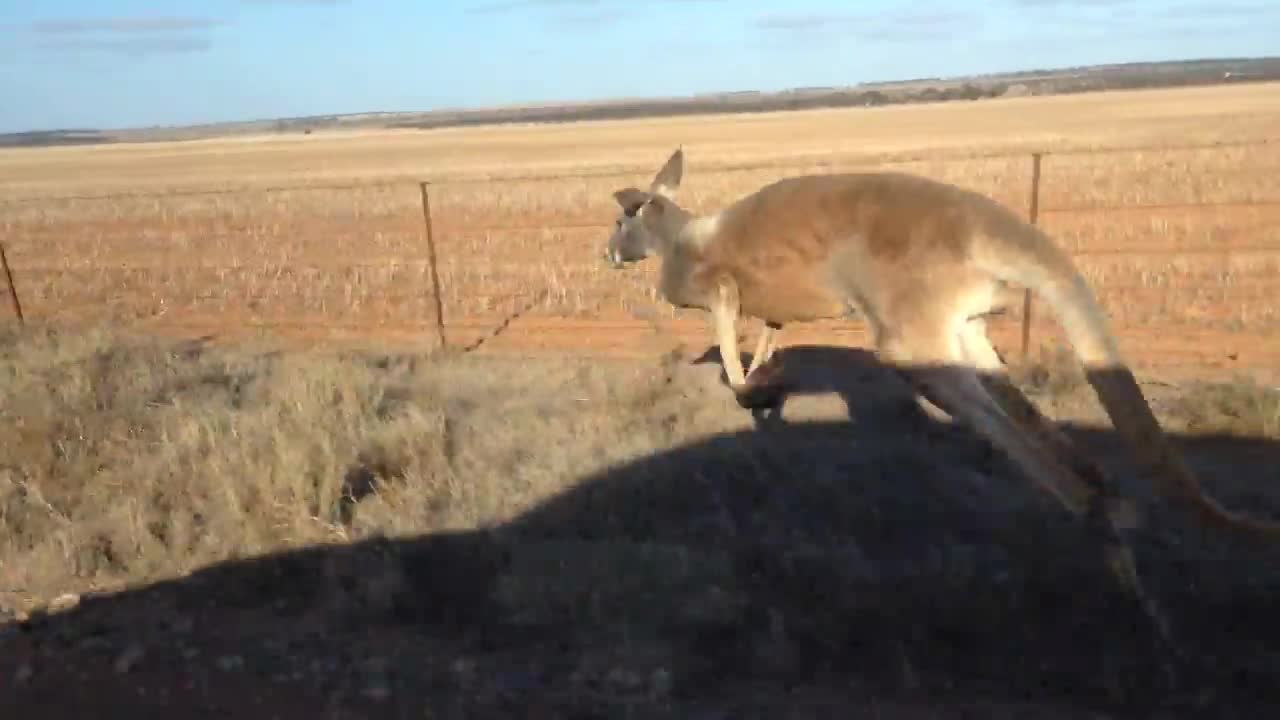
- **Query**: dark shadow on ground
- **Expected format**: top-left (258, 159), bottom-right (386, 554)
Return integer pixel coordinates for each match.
top-left (692, 342), bottom-right (940, 428)
top-left (5, 345), bottom-right (1280, 718)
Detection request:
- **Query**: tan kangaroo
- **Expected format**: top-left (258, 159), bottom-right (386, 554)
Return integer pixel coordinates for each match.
top-left (602, 147), bottom-right (1280, 652)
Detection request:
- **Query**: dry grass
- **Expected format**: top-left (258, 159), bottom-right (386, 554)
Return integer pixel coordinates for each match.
top-left (1170, 375), bottom-right (1280, 438)
top-left (2, 319), bottom-right (1277, 608)
top-left (1007, 342), bottom-right (1090, 399)
top-left (0, 322), bottom-right (716, 602)
top-left (0, 83), bottom-right (1279, 369)
top-left (4, 322), bottom-right (1280, 715)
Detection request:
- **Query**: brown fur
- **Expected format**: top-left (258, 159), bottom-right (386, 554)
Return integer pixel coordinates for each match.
top-left (603, 147), bottom-right (1280, 569)
top-left (672, 173), bottom-right (1017, 326)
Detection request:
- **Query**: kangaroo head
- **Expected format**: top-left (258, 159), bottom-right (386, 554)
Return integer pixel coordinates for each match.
top-left (604, 147), bottom-right (684, 268)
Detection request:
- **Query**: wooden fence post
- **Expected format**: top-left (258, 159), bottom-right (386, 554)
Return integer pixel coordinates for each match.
top-left (419, 182), bottom-right (448, 350)
top-left (1020, 152), bottom-right (1043, 359)
top-left (0, 239), bottom-right (23, 325)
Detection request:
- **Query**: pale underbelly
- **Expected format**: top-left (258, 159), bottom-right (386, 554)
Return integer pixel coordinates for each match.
top-left (740, 287), bottom-right (848, 324)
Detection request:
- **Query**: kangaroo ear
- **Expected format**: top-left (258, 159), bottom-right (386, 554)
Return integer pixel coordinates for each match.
top-left (613, 187), bottom-right (652, 215)
top-left (649, 146), bottom-right (683, 199)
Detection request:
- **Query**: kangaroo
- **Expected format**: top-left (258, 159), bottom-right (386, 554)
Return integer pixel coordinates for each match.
top-left (601, 147), bottom-right (1280, 658)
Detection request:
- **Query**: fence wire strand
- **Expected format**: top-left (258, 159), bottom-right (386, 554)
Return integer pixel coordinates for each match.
top-left (4, 137), bottom-right (1280, 348)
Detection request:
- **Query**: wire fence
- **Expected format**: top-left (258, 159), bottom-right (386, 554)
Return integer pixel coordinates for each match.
top-left (2, 138), bottom-right (1279, 358)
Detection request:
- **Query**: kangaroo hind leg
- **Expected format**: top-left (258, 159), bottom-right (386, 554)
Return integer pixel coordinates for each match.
top-left (956, 317), bottom-right (1132, 522)
top-left (877, 318), bottom-right (1095, 516)
top-left (954, 316), bottom-right (1182, 666)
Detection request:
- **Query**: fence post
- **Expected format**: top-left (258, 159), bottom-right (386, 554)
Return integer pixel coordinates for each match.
top-left (1020, 152), bottom-right (1043, 359)
top-left (419, 182), bottom-right (448, 350)
top-left (0, 239), bottom-right (23, 325)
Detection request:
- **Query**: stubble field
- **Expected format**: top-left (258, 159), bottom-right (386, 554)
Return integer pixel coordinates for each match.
top-left (2, 82), bottom-right (1280, 379)
top-left (3, 83), bottom-right (1280, 717)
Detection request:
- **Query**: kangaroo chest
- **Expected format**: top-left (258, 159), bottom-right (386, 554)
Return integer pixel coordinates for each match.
top-left (657, 251), bottom-right (712, 310)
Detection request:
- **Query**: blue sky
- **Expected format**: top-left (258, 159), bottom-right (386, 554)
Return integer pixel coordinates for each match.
top-left (0, 0), bottom-right (1276, 133)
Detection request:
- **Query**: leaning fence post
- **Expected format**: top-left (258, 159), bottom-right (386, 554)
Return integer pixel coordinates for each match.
top-left (0, 238), bottom-right (23, 325)
top-left (1020, 152), bottom-right (1043, 359)
top-left (419, 181), bottom-right (447, 350)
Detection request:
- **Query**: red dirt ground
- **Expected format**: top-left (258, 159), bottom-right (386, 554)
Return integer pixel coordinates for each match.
top-left (134, 315), bottom-right (1280, 386)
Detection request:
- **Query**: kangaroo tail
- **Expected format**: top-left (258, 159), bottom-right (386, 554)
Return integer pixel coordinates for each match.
top-left (976, 219), bottom-right (1280, 543)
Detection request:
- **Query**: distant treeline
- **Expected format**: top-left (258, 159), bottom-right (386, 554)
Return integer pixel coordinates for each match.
top-left (389, 59), bottom-right (1280, 131)
top-left (5, 57), bottom-right (1279, 147)
top-left (0, 130), bottom-right (115, 148)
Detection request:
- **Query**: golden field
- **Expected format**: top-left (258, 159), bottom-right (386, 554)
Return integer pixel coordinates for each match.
top-left (2, 82), bottom-right (1280, 378)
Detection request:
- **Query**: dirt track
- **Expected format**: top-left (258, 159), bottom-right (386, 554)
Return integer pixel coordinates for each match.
top-left (138, 315), bottom-right (1280, 386)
